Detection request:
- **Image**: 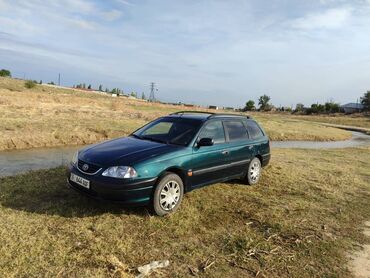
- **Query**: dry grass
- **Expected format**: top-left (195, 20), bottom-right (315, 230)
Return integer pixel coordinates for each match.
top-left (0, 77), bottom-right (352, 151)
top-left (0, 147), bottom-right (369, 277)
top-left (250, 113), bottom-right (352, 141)
top-left (291, 114), bottom-right (370, 129)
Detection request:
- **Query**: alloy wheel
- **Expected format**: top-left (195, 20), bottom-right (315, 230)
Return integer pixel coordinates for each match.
top-left (159, 180), bottom-right (181, 211)
top-left (249, 160), bottom-right (261, 182)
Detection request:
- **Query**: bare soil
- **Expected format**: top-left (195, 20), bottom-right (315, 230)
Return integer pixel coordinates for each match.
top-left (350, 221), bottom-right (370, 278)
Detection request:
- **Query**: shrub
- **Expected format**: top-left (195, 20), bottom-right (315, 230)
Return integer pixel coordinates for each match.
top-left (361, 91), bottom-right (370, 111)
top-left (0, 69), bottom-right (11, 77)
top-left (25, 80), bottom-right (37, 89)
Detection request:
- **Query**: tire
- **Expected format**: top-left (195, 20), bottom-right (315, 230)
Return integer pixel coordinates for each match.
top-left (244, 157), bottom-right (262, 185)
top-left (152, 173), bottom-right (184, 216)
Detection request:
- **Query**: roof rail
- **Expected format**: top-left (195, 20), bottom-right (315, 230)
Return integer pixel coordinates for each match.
top-left (170, 111), bottom-right (215, 115)
top-left (170, 111), bottom-right (251, 119)
top-left (208, 113), bottom-right (251, 119)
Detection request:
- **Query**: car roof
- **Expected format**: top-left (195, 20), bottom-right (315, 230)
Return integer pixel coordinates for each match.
top-left (167, 111), bottom-right (252, 121)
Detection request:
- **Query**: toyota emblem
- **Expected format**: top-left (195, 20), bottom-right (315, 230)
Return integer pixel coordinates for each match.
top-left (82, 164), bottom-right (89, 171)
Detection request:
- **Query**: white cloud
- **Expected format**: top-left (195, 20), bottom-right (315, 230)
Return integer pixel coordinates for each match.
top-left (115, 0), bottom-right (134, 6)
top-left (67, 18), bottom-right (96, 30)
top-left (291, 7), bottom-right (352, 30)
top-left (0, 0), bottom-right (9, 9)
top-left (101, 10), bottom-right (122, 21)
top-left (62, 0), bottom-right (96, 14)
top-left (0, 16), bottom-right (40, 35)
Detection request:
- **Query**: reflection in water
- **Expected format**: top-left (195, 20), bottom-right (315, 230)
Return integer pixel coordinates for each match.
top-left (0, 132), bottom-right (369, 177)
top-left (0, 145), bottom-right (81, 177)
top-left (271, 131), bottom-right (370, 149)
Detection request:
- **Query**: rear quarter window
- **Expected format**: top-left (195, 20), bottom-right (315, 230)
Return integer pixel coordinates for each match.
top-left (224, 120), bottom-right (248, 141)
top-left (246, 120), bottom-right (264, 139)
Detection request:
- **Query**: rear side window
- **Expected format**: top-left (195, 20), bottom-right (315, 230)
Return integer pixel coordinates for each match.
top-left (198, 120), bottom-right (225, 144)
top-left (246, 120), bottom-right (264, 139)
top-left (224, 121), bottom-right (248, 141)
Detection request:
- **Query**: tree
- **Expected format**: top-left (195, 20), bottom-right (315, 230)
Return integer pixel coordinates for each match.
top-left (141, 92), bottom-right (146, 100)
top-left (0, 69), bottom-right (11, 77)
top-left (87, 84), bottom-right (92, 90)
top-left (309, 103), bottom-right (325, 114)
top-left (82, 83), bottom-right (86, 89)
top-left (39, 80), bottom-right (42, 84)
top-left (98, 84), bottom-right (103, 91)
top-left (258, 94), bottom-right (271, 111)
top-left (295, 103), bottom-right (304, 112)
top-left (361, 91), bottom-right (370, 111)
top-left (324, 102), bottom-right (340, 113)
top-left (244, 100), bottom-right (255, 111)
top-left (130, 92), bottom-right (137, 98)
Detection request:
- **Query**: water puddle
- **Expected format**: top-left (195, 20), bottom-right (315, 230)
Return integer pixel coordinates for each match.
top-left (271, 131), bottom-right (370, 149)
top-left (0, 145), bottom-right (80, 177)
top-left (0, 132), bottom-right (369, 177)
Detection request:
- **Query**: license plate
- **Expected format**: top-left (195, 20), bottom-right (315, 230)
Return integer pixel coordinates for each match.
top-left (70, 173), bottom-right (90, 189)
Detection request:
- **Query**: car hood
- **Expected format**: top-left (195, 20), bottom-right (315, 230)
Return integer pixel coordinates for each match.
top-left (78, 136), bottom-right (177, 166)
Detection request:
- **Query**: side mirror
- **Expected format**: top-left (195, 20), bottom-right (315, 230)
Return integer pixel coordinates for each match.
top-left (197, 138), bottom-right (214, 147)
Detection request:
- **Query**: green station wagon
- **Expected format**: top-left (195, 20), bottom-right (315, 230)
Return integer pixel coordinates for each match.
top-left (68, 111), bottom-right (270, 216)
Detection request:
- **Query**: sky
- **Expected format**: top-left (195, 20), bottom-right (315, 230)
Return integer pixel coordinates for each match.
top-left (0, 0), bottom-right (369, 108)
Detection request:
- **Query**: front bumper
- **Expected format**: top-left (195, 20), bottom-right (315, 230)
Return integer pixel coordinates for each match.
top-left (67, 164), bottom-right (157, 205)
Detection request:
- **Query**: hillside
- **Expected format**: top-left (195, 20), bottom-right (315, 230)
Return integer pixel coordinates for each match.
top-left (0, 77), bottom-right (351, 151)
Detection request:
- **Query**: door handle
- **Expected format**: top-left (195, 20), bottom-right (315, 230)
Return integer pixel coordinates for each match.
top-left (221, 150), bottom-right (229, 155)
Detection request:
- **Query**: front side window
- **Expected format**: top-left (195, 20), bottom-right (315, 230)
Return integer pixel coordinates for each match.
top-left (133, 118), bottom-right (202, 146)
top-left (246, 120), bottom-right (264, 139)
top-left (224, 120), bottom-right (248, 141)
top-left (198, 120), bottom-right (225, 144)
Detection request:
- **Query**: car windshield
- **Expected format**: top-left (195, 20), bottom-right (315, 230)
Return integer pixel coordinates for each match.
top-left (131, 117), bottom-right (203, 146)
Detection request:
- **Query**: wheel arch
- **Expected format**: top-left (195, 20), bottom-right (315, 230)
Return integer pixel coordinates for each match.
top-left (255, 154), bottom-right (263, 164)
top-left (158, 167), bottom-right (189, 192)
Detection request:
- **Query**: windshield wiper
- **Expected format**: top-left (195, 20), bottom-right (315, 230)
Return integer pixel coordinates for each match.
top-left (130, 134), bottom-right (142, 140)
top-left (141, 136), bottom-right (168, 144)
top-left (168, 140), bottom-right (185, 146)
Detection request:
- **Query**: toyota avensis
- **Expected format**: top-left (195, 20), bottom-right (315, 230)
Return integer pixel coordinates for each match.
top-left (67, 112), bottom-right (270, 216)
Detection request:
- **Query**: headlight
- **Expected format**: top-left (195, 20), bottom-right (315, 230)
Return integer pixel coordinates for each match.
top-left (71, 151), bottom-right (79, 165)
top-left (102, 166), bottom-right (138, 179)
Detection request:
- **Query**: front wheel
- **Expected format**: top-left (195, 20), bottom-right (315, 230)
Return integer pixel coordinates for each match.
top-left (244, 157), bottom-right (262, 185)
top-left (152, 173), bottom-right (184, 216)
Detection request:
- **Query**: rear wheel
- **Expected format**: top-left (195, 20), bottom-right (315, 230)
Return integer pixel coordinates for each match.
top-left (244, 157), bottom-right (262, 185)
top-left (152, 173), bottom-right (184, 216)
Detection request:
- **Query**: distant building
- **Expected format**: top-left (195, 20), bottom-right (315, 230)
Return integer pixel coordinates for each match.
top-left (341, 103), bottom-right (364, 114)
top-left (208, 105), bottom-right (219, 110)
top-left (223, 107), bottom-right (235, 111)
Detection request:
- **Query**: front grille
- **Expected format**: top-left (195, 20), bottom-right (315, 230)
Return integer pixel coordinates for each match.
top-left (77, 159), bottom-right (101, 174)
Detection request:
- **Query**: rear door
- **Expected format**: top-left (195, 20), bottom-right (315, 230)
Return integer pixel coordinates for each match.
top-left (190, 120), bottom-right (230, 188)
top-left (223, 120), bottom-right (252, 177)
top-left (244, 119), bottom-right (270, 165)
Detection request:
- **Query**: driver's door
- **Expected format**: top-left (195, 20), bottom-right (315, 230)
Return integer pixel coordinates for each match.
top-left (190, 120), bottom-right (230, 188)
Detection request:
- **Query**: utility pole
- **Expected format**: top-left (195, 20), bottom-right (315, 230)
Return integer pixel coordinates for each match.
top-left (58, 73), bottom-right (61, 86)
top-left (149, 82), bottom-right (156, 102)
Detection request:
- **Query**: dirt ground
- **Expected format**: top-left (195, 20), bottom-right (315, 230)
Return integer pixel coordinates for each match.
top-left (350, 221), bottom-right (370, 278)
